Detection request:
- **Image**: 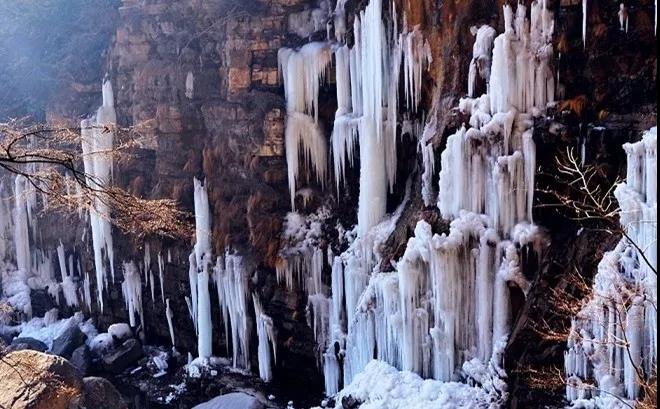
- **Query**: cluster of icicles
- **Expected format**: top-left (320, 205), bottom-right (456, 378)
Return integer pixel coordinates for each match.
top-left (0, 81), bottom-right (120, 319)
top-left (278, 0), bottom-right (431, 237)
top-left (565, 127), bottom-right (657, 405)
top-left (186, 178), bottom-right (276, 381)
top-left (277, 0), bottom-right (554, 397)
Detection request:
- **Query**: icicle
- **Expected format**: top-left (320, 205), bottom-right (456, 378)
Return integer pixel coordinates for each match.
top-left (185, 71), bottom-right (194, 99)
top-left (618, 4), bottom-right (629, 33)
top-left (197, 255), bottom-right (213, 358)
top-left (582, 0), bottom-right (588, 48)
top-left (81, 79), bottom-right (117, 311)
top-left (13, 176), bottom-right (31, 274)
top-left (215, 252), bottom-right (251, 369)
top-left (166, 298), bottom-right (176, 347)
top-left (57, 241), bottom-right (68, 278)
top-left (285, 112), bottom-right (328, 209)
top-left (188, 252), bottom-right (198, 329)
top-left (83, 271), bottom-right (92, 311)
top-left (253, 295), bottom-right (277, 382)
top-left (158, 252), bottom-right (165, 302)
top-left (121, 261), bottom-right (144, 330)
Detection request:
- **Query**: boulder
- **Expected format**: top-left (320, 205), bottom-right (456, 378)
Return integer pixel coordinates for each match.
top-left (51, 323), bottom-right (86, 358)
top-left (193, 392), bottom-right (265, 409)
top-left (70, 344), bottom-right (92, 377)
top-left (341, 396), bottom-right (362, 409)
top-left (79, 376), bottom-right (128, 409)
top-left (0, 349), bottom-right (82, 409)
top-left (102, 338), bottom-right (144, 374)
top-left (10, 336), bottom-right (48, 352)
top-left (108, 323), bottom-right (133, 343)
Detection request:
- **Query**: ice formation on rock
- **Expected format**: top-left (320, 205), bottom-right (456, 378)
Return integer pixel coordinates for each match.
top-left (192, 178), bottom-right (213, 358)
top-left (276, 209), bottom-right (328, 291)
top-left (280, 0), bottom-right (430, 233)
top-left (158, 251), bottom-right (165, 302)
top-left (618, 3), bottom-right (629, 33)
top-left (565, 127), bottom-right (657, 405)
top-left (185, 71), bottom-right (194, 99)
top-left (81, 79), bottom-right (117, 311)
top-left (468, 25), bottom-right (497, 98)
top-left (13, 176), bottom-right (32, 274)
top-left (121, 261), bottom-right (144, 330)
top-left (279, 43), bottom-right (332, 209)
top-left (214, 252), bottom-right (250, 369)
top-left (277, 1), bottom-right (552, 398)
top-left (582, 0), bottom-right (588, 48)
top-left (253, 295), bottom-right (277, 382)
top-left (166, 298), bottom-right (176, 347)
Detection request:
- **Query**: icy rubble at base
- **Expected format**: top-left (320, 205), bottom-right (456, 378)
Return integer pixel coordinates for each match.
top-left (565, 127), bottom-right (657, 405)
top-left (15, 310), bottom-right (97, 350)
top-left (318, 360), bottom-right (492, 409)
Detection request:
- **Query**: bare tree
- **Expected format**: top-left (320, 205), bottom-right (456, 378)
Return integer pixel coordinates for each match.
top-left (0, 119), bottom-right (192, 239)
top-left (530, 147), bottom-right (657, 406)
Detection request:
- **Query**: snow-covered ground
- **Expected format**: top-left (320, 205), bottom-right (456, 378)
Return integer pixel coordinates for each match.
top-left (320, 360), bottom-right (492, 409)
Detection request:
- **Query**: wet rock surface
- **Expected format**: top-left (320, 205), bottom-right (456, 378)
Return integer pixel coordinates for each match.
top-left (71, 344), bottom-right (93, 377)
top-left (51, 324), bottom-right (86, 358)
top-left (78, 376), bottom-right (129, 409)
top-left (9, 336), bottom-right (48, 352)
top-left (103, 338), bottom-right (145, 374)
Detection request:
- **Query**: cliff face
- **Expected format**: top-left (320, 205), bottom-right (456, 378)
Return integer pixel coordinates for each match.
top-left (5, 0), bottom-right (657, 407)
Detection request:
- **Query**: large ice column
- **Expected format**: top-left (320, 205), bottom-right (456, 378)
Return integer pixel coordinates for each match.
top-left (13, 176), bottom-right (31, 273)
top-left (193, 178), bottom-right (212, 267)
top-left (253, 295), bottom-right (277, 382)
top-left (354, 0), bottom-right (388, 237)
top-left (191, 178), bottom-right (213, 358)
top-left (81, 79), bottom-right (117, 311)
top-left (197, 256), bottom-right (213, 358)
top-left (565, 127), bottom-right (657, 403)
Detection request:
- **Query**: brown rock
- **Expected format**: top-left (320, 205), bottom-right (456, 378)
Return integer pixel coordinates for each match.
top-left (79, 377), bottom-right (128, 409)
top-left (0, 350), bottom-right (82, 409)
top-left (228, 68), bottom-right (251, 94)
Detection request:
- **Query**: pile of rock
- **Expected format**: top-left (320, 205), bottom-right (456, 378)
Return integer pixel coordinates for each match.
top-left (0, 350), bottom-right (128, 409)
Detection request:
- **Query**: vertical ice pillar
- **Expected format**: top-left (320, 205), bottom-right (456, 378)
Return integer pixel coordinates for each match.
top-left (193, 178), bottom-right (213, 358)
top-left (254, 294), bottom-right (277, 382)
top-left (81, 79), bottom-right (117, 311)
top-left (197, 257), bottom-right (213, 358)
top-left (166, 298), bottom-right (176, 347)
top-left (13, 176), bottom-right (31, 273)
